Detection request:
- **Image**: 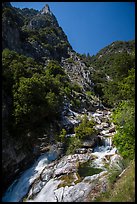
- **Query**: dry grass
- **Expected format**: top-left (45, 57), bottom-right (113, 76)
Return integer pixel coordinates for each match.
top-left (93, 160), bottom-right (135, 202)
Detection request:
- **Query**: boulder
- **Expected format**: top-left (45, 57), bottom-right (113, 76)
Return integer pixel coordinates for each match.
top-left (100, 130), bottom-right (109, 135)
top-left (40, 146), bottom-right (50, 153)
top-left (109, 154), bottom-right (124, 171)
top-left (53, 162), bottom-right (77, 178)
top-left (27, 179), bottom-right (62, 202)
top-left (75, 148), bottom-right (87, 154)
top-left (101, 122), bottom-right (110, 128)
top-left (82, 140), bottom-right (96, 148)
top-left (108, 127), bottom-right (115, 133)
top-left (54, 187), bottom-right (64, 202)
top-left (40, 168), bottom-right (54, 182)
top-left (62, 182), bottom-right (91, 202)
top-left (94, 117), bottom-right (101, 124)
top-left (87, 148), bottom-right (93, 153)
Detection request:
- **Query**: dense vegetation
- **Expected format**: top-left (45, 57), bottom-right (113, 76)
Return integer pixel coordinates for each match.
top-left (80, 41), bottom-right (135, 160)
top-left (112, 100), bottom-right (135, 159)
top-left (2, 48), bottom-right (81, 140)
top-left (59, 115), bottom-right (97, 155)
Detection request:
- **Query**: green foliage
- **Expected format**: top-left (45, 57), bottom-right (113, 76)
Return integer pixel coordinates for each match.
top-left (67, 57), bottom-right (74, 63)
top-left (120, 68), bottom-right (135, 101)
top-left (101, 63), bottom-right (135, 107)
top-left (71, 83), bottom-right (82, 93)
top-left (102, 81), bottom-right (121, 106)
top-left (73, 99), bottom-right (81, 108)
top-left (75, 115), bottom-right (96, 140)
top-left (112, 101), bottom-right (135, 159)
top-left (64, 115), bottom-right (97, 154)
top-left (86, 91), bottom-right (94, 98)
top-left (2, 49), bottom-right (73, 134)
top-left (13, 75), bottom-right (45, 124)
top-left (64, 86), bottom-right (71, 97)
top-left (66, 136), bottom-right (81, 155)
top-left (2, 49), bottom-right (43, 95)
top-left (88, 41), bottom-right (135, 107)
top-left (59, 128), bottom-right (67, 143)
top-left (45, 60), bottom-right (66, 77)
top-left (13, 73), bottom-right (64, 126)
top-left (78, 53), bottom-right (93, 67)
top-left (111, 52), bottom-right (134, 79)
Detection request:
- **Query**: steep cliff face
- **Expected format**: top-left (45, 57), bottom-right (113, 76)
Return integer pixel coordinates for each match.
top-left (2, 4), bottom-right (23, 53)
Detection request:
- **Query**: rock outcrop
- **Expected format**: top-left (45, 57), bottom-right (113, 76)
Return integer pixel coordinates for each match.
top-left (40, 4), bottom-right (53, 15)
top-left (2, 2), bottom-right (71, 61)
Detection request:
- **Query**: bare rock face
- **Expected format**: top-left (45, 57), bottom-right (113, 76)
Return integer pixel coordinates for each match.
top-left (2, 2), bottom-right (12, 8)
top-left (61, 51), bottom-right (94, 91)
top-left (2, 91), bottom-right (36, 193)
top-left (2, 13), bottom-right (23, 53)
top-left (40, 4), bottom-right (53, 15)
top-left (75, 148), bottom-right (88, 154)
top-left (109, 154), bottom-right (124, 171)
top-left (82, 140), bottom-right (96, 148)
top-left (2, 124), bottom-right (36, 193)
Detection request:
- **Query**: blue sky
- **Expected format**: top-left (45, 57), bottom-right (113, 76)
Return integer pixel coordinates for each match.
top-left (11, 2), bottom-right (135, 56)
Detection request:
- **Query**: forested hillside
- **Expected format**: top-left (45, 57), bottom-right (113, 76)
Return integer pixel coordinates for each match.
top-left (79, 40), bottom-right (135, 159)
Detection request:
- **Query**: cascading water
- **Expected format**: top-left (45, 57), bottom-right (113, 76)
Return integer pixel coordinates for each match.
top-left (102, 136), bottom-right (112, 147)
top-left (2, 109), bottom-right (117, 202)
top-left (2, 148), bottom-right (59, 202)
top-left (91, 132), bottom-right (117, 170)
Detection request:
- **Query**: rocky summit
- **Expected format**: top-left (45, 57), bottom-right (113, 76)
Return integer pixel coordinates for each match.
top-left (2, 2), bottom-right (135, 202)
top-left (40, 4), bottom-right (53, 15)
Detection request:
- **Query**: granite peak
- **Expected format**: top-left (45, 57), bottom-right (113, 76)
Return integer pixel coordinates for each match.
top-left (40, 4), bottom-right (52, 15)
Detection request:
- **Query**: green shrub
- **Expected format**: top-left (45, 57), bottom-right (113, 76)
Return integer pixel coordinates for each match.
top-left (59, 128), bottom-right (67, 143)
top-left (46, 60), bottom-right (66, 77)
top-left (66, 136), bottom-right (81, 155)
top-left (86, 91), bottom-right (94, 97)
top-left (67, 58), bottom-right (74, 63)
top-left (74, 99), bottom-right (81, 108)
top-left (75, 114), bottom-right (96, 140)
top-left (71, 83), bottom-right (82, 93)
top-left (112, 101), bottom-right (135, 159)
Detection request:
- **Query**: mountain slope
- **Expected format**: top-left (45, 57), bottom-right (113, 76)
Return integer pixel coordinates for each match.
top-left (87, 40), bottom-right (135, 106)
top-left (2, 2), bottom-right (135, 198)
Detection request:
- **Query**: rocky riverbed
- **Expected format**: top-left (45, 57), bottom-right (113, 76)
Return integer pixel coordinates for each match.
top-left (2, 107), bottom-right (125, 202)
